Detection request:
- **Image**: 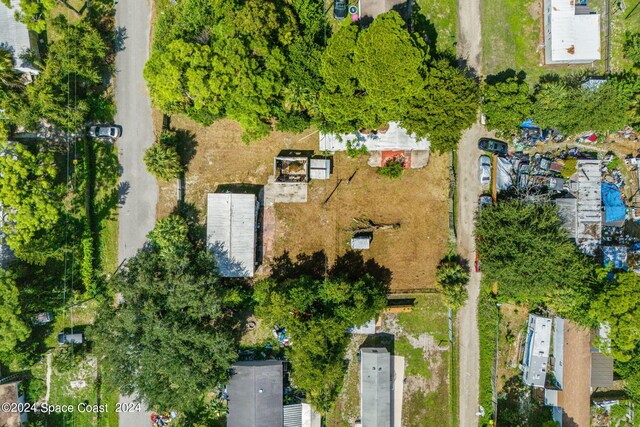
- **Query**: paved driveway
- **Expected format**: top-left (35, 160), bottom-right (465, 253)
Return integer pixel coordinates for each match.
top-left (114, 0), bottom-right (157, 425)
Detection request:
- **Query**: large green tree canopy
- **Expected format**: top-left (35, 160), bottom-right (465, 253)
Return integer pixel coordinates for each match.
top-left (254, 253), bottom-right (388, 413)
top-left (319, 11), bottom-right (478, 152)
top-left (0, 269), bottom-right (31, 357)
top-left (0, 139), bottom-right (64, 264)
top-left (475, 200), bottom-right (595, 320)
top-left (482, 72), bottom-right (533, 136)
top-left (95, 215), bottom-right (241, 412)
top-left (590, 271), bottom-right (640, 362)
top-left (145, 0), bottom-right (326, 141)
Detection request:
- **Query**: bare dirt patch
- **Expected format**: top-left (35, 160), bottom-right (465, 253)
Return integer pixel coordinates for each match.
top-left (155, 114), bottom-right (449, 291)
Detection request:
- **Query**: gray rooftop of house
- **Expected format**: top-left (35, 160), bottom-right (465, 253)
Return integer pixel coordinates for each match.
top-left (591, 352), bottom-right (614, 388)
top-left (522, 314), bottom-right (552, 388)
top-left (554, 195), bottom-right (577, 240)
top-left (0, 0), bottom-right (37, 74)
top-left (360, 348), bottom-right (391, 427)
top-left (206, 193), bottom-right (256, 278)
top-left (553, 317), bottom-right (565, 389)
top-left (227, 360), bottom-right (284, 427)
top-left (320, 122), bottom-right (430, 152)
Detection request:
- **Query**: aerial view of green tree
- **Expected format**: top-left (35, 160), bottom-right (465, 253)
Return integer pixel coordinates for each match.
top-left (482, 71), bottom-right (532, 136)
top-left (533, 74), bottom-right (637, 135)
top-left (254, 256), bottom-right (388, 413)
top-left (0, 139), bottom-right (64, 265)
top-left (436, 250), bottom-right (469, 310)
top-left (590, 271), bottom-right (640, 362)
top-left (0, 269), bottom-right (31, 358)
top-left (145, 0), bottom-right (326, 142)
top-left (144, 131), bottom-right (184, 181)
top-left (319, 11), bottom-right (477, 151)
top-left (475, 200), bottom-right (595, 320)
top-left (94, 215), bottom-right (242, 412)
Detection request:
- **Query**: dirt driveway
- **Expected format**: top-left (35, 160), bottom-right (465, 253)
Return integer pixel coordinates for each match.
top-left (456, 123), bottom-right (485, 427)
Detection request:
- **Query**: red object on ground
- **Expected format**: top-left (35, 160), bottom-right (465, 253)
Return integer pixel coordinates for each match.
top-left (587, 133), bottom-right (597, 142)
top-left (381, 150), bottom-right (411, 168)
top-left (474, 251), bottom-right (480, 272)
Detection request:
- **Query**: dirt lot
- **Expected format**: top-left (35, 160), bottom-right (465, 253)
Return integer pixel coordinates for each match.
top-left (155, 114), bottom-right (450, 291)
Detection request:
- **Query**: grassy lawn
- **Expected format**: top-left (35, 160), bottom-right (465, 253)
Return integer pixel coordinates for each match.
top-left (481, 0), bottom-right (608, 81)
top-left (477, 291), bottom-right (499, 427)
top-left (99, 215), bottom-right (119, 275)
top-left (415, 0), bottom-right (457, 53)
top-left (610, 0), bottom-right (640, 71)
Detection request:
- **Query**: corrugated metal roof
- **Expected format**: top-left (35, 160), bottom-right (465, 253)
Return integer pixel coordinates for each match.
top-left (522, 315), bottom-right (552, 388)
top-left (320, 122), bottom-right (430, 152)
top-left (0, 0), bottom-right (37, 74)
top-left (206, 193), bottom-right (256, 278)
top-left (544, 0), bottom-right (601, 64)
top-left (283, 404), bottom-right (302, 427)
top-left (360, 348), bottom-right (391, 427)
top-left (227, 361), bottom-right (283, 427)
top-left (576, 159), bottom-right (602, 253)
top-left (554, 196), bottom-right (577, 240)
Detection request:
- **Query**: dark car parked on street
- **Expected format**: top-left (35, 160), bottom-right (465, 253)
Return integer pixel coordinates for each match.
top-left (334, 0), bottom-right (348, 19)
top-left (478, 138), bottom-right (508, 156)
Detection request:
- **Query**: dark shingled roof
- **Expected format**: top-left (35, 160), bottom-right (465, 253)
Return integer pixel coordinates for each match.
top-left (227, 360), bottom-right (283, 427)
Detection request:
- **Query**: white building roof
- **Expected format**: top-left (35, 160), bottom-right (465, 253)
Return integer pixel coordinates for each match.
top-left (206, 193), bottom-right (256, 278)
top-left (522, 314), bottom-right (552, 388)
top-left (320, 122), bottom-right (430, 152)
top-left (544, 0), bottom-right (601, 64)
top-left (0, 0), bottom-right (38, 74)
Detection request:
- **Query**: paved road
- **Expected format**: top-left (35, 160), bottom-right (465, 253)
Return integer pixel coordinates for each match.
top-left (114, 0), bottom-right (157, 425)
top-left (456, 0), bottom-right (484, 423)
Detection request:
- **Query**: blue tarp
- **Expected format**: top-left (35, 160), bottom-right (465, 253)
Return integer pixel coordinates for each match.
top-left (521, 119), bottom-right (537, 129)
top-left (602, 182), bottom-right (626, 223)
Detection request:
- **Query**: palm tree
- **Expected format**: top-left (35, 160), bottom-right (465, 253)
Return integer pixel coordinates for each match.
top-left (0, 49), bottom-right (20, 87)
top-left (436, 249), bottom-right (470, 310)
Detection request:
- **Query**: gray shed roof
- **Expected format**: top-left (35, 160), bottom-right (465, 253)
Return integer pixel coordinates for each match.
top-left (591, 352), bottom-right (614, 388)
top-left (360, 348), bottom-right (391, 427)
top-left (227, 360), bottom-right (283, 427)
top-left (206, 193), bottom-right (256, 278)
top-left (351, 235), bottom-right (371, 250)
top-left (554, 196), bottom-right (577, 240)
top-left (522, 314), bottom-right (552, 388)
top-left (0, 0), bottom-right (37, 74)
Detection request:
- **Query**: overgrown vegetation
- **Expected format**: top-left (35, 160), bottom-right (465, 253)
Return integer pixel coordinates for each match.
top-left (254, 251), bottom-right (388, 413)
top-left (145, 2), bottom-right (478, 150)
top-left (0, 0), bottom-right (121, 423)
top-left (145, 0), bottom-right (326, 142)
top-left (482, 70), bottom-right (640, 136)
top-left (95, 214), bottom-right (247, 412)
top-left (476, 200), bottom-right (596, 321)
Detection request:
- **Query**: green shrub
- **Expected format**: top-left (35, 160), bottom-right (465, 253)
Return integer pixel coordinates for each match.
top-left (561, 157), bottom-right (577, 178)
top-left (81, 230), bottom-right (96, 296)
top-left (378, 159), bottom-right (404, 179)
top-left (144, 131), bottom-right (184, 181)
top-left (478, 292), bottom-right (499, 426)
top-left (624, 32), bottom-right (640, 66)
top-left (346, 140), bottom-right (368, 158)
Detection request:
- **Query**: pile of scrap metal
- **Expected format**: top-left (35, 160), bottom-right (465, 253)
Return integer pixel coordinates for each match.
top-left (517, 120), bottom-right (564, 147)
top-left (494, 150), bottom-right (591, 196)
